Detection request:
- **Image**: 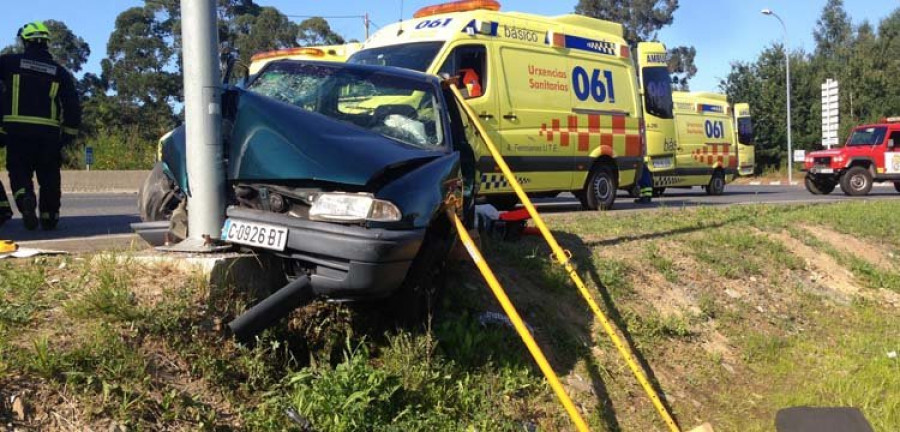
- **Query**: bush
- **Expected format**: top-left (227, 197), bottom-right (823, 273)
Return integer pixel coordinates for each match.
top-left (63, 127), bottom-right (157, 170)
top-left (0, 127), bottom-right (157, 171)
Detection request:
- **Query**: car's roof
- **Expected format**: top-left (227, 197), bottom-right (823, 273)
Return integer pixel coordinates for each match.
top-left (261, 59), bottom-right (442, 86)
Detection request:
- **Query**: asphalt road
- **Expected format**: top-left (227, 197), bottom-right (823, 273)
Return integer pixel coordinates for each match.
top-left (536, 183), bottom-right (900, 213)
top-left (1, 193), bottom-right (141, 251)
top-left (2, 185), bottom-right (898, 251)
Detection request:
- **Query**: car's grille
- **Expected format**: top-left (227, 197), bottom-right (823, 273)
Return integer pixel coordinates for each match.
top-left (814, 157), bottom-right (831, 166)
top-left (233, 184), bottom-right (313, 219)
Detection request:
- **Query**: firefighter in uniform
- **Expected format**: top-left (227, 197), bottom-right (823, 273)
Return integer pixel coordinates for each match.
top-left (0, 22), bottom-right (81, 230)
top-left (635, 164), bottom-right (653, 204)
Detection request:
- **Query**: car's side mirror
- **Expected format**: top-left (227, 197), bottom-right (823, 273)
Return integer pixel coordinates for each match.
top-left (889, 139), bottom-right (896, 148)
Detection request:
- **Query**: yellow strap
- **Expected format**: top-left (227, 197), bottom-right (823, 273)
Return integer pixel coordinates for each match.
top-left (0, 240), bottom-right (18, 254)
top-left (11, 74), bottom-right (20, 116)
top-left (49, 82), bottom-right (60, 121)
top-left (451, 85), bottom-right (683, 432)
top-left (62, 126), bottom-right (78, 136)
top-left (3, 115), bottom-right (61, 128)
top-left (448, 209), bottom-right (590, 432)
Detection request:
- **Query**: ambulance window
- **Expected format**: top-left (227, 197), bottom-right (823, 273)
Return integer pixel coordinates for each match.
top-left (738, 117), bottom-right (754, 145)
top-left (642, 67), bottom-right (674, 119)
top-left (348, 42), bottom-right (444, 72)
top-left (437, 45), bottom-right (487, 99)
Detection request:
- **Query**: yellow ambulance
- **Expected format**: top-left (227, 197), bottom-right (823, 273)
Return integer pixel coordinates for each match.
top-left (348, 0), bottom-right (648, 210)
top-left (248, 43), bottom-right (362, 75)
top-left (636, 44), bottom-right (756, 195)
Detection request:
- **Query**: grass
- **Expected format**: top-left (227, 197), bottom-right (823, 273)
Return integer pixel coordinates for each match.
top-left (1, 200), bottom-right (899, 430)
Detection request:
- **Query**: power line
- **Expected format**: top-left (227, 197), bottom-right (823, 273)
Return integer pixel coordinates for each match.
top-left (284, 15), bottom-right (366, 19)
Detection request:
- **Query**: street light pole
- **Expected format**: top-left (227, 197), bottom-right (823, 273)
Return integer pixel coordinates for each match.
top-left (166, 0), bottom-right (227, 252)
top-left (762, 9), bottom-right (793, 185)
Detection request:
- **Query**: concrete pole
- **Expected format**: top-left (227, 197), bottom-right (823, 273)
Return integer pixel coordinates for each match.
top-left (178, 0), bottom-right (225, 249)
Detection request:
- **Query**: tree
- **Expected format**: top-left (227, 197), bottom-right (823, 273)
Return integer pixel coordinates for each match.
top-left (297, 17), bottom-right (346, 46)
top-left (103, 6), bottom-right (181, 137)
top-left (667, 45), bottom-right (696, 90)
top-left (574, 0), bottom-right (698, 89)
top-left (814, 0), bottom-right (853, 60)
top-left (229, 7), bottom-right (299, 77)
top-left (1, 20), bottom-right (91, 73)
top-left (574, 0), bottom-right (677, 45)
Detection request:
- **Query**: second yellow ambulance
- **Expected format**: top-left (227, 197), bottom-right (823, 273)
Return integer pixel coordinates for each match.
top-left (636, 43), bottom-right (755, 195)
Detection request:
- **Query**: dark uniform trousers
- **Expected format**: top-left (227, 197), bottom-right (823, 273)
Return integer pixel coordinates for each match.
top-left (6, 130), bottom-right (62, 217)
top-left (0, 180), bottom-right (10, 220)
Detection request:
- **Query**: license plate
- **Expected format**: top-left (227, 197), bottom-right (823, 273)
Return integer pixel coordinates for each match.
top-left (813, 167), bottom-right (834, 174)
top-left (652, 157), bottom-right (673, 169)
top-left (221, 218), bottom-right (288, 251)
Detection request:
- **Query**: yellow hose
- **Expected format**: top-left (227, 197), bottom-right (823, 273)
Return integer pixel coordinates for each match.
top-left (450, 85), bottom-right (682, 432)
top-left (447, 209), bottom-right (590, 432)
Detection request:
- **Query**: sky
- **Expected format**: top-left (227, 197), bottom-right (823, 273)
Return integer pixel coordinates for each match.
top-left (2, 0), bottom-right (898, 91)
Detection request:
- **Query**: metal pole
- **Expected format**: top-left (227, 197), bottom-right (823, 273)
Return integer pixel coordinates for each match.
top-left (765, 11), bottom-right (793, 185)
top-left (781, 16), bottom-right (793, 185)
top-left (174, 0), bottom-right (226, 251)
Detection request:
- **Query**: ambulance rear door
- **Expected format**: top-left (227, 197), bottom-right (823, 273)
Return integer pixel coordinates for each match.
top-left (734, 103), bottom-right (755, 176)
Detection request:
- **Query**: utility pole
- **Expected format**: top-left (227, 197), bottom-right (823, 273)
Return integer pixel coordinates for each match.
top-left (166, 0), bottom-right (226, 252)
top-left (364, 13), bottom-right (370, 39)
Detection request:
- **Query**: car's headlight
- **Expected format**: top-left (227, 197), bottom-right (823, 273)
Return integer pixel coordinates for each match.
top-left (309, 193), bottom-right (402, 223)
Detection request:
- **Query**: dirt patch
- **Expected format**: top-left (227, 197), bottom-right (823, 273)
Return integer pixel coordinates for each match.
top-left (803, 225), bottom-right (898, 272)
top-left (766, 231), bottom-right (860, 303)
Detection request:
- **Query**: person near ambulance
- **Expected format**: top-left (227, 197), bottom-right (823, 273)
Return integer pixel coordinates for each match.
top-left (634, 166), bottom-right (653, 204)
top-left (0, 21), bottom-right (81, 230)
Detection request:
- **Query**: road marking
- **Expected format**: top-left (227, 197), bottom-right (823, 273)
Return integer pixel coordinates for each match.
top-left (17, 233), bottom-right (137, 246)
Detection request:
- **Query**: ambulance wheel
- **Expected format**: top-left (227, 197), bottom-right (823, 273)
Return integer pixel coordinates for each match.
top-left (653, 187), bottom-right (666, 197)
top-left (584, 165), bottom-right (617, 211)
top-left (894, 182), bottom-right (900, 193)
top-left (840, 166), bottom-right (872, 196)
top-left (805, 175), bottom-right (835, 195)
top-left (706, 171), bottom-right (726, 196)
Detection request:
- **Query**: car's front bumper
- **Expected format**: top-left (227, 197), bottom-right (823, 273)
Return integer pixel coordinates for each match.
top-left (226, 207), bottom-right (425, 300)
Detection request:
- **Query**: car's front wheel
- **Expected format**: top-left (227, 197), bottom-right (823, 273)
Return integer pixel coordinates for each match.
top-left (840, 166), bottom-right (873, 196)
top-left (139, 162), bottom-right (182, 222)
top-left (384, 216), bottom-right (454, 324)
top-left (894, 182), bottom-right (900, 193)
top-left (805, 175), bottom-right (836, 195)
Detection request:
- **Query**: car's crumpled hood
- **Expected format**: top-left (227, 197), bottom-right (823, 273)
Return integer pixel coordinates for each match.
top-left (228, 89), bottom-right (443, 187)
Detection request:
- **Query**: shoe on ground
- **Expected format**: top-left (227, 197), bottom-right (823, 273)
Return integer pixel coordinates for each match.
top-left (40, 214), bottom-right (59, 231)
top-left (22, 210), bottom-right (39, 230)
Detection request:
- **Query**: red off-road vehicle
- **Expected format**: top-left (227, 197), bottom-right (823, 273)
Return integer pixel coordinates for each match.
top-left (803, 118), bottom-right (900, 196)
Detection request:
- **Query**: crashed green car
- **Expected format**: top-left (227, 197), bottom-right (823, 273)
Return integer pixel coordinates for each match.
top-left (138, 60), bottom-right (477, 320)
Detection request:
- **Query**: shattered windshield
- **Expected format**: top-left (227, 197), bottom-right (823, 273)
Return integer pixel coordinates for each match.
top-left (846, 127), bottom-right (886, 146)
top-left (249, 62), bottom-right (444, 149)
